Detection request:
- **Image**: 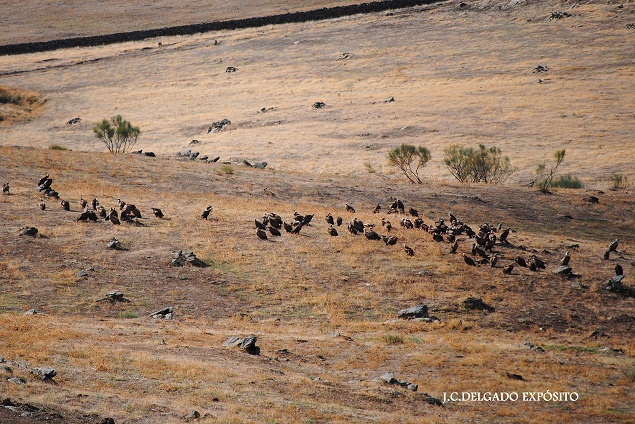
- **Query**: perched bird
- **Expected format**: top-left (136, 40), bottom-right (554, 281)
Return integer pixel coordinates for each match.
top-left (364, 228), bottom-right (381, 240)
top-left (79, 196), bottom-right (87, 209)
top-left (499, 228), bottom-right (511, 244)
top-left (383, 235), bottom-right (398, 246)
top-left (268, 226), bottom-right (281, 237)
top-left (39, 199), bottom-right (46, 210)
top-left (267, 213), bottom-right (283, 229)
top-left (474, 245), bottom-right (488, 258)
top-left (615, 264), bottom-right (623, 276)
top-left (603, 250), bottom-right (611, 260)
top-left (515, 256), bottom-right (527, 267)
top-left (352, 218), bottom-right (364, 233)
top-left (528, 261), bottom-right (537, 272)
top-left (450, 240), bottom-right (459, 254)
top-left (503, 264), bottom-right (514, 274)
top-left (336, 216), bottom-right (342, 226)
top-left (463, 254), bottom-right (477, 266)
top-left (291, 223), bottom-right (303, 234)
top-left (373, 204), bottom-right (381, 214)
top-left (107, 207), bottom-right (118, 219)
top-left (397, 199), bottom-right (405, 214)
top-left (151, 208), bottom-right (164, 218)
top-left (409, 207), bottom-right (419, 217)
top-left (490, 253), bottom-right (499, 267)
top-left (91, 198), bottom-right (99, 210)
top-left (60, 199), bottom-right (70, 211)
top-left (257, 229), bottom-right (268, 240)
top-left (347, 223), bottom-right (358, 235)
top-left (2, 182), bottom-right (9, 194)
top-left (325, 213), bottom-right (335, 225)
top-left (254, 219), bottom-right (267, 230)
top-left (200, 206), bottom-right (213, 219)
top-left (283, 222), bottom-right (293, 233)
top-left (328, 226), bottom-right (338, 236)
top-left (560, 251), bottom-right (571, 266)
top-left (403, 244), bottom-right (414, 256)
top-left (345, 203), bottom-right (356, 213)
top-left (609, 239), bottom-right (619, 252)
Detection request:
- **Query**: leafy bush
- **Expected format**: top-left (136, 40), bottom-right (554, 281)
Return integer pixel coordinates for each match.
top-left (93, 115), bottom-right (141, 154)
top-left (387, 144), bottom-right (431, 184)
top-left (444, 144), bottom-right (514, 184)
top-left (536, 149), bottom-right (566, 193)
top-left (609, 174), bottom-right (629, 191)
top-left (551, 174), bottom-right (584, 189)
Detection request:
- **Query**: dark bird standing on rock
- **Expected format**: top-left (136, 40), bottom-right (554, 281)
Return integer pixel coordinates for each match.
top-left (200, 206), bottom-right (213, 219)
top-left (257, 229), bottom-right (268, 240)
top-left (560, 251), bottom-right (571, 266)
top-left (345, 203), bottom-right (356, 213)
top-left (404, 244), bottom-right (414, 256)
top-left (463, 254), bottom-right (477, 266)
top-left (151, 208), bottom-right (164, 218)
top-left (2, 182), bottom-right (8, 194)
top-left (615, 264), bottom-right (624, 276)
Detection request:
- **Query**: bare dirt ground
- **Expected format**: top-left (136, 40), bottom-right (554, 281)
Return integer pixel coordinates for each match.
top-left (1, 0), bottom-right (634, 423)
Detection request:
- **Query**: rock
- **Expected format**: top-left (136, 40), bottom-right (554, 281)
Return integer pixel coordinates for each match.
top-left (385, 96), bottom-right (395, 103)
top-left (463, 297), bottom-right (494, 312)
top-left (199, 155), bottom-right (208, 161)
top-left (606, 275), bottom-right (634, 296)
top-left (549, 11), bottom-right (572, 20)
top-left (96, 292), bottom-right (130, 303)
top-left (24, 309), bottom-right (37, 315)
top-left (252, 161), bottom-right (268, 169)
top-left (131, 150), bottom-right (143, 154)
top-left (208, 119), bottom-right (231, 133)
top-left (523, 342), bottom-right (545, 352)
top-left (107, 238), bottom-right (121, 249)
top-left (533, 64), bottom-right (548, 73)
top-left (18, 227), bottom-right (38, 237)
top-left (397, 305), bottom-right (428, 319)
top-left (312, 101), bottom-right (326, 108)
top-left (7, 378), bottom-right (26, 384)
top-left (505, 372), bottom-right (524, 381)
top-left (240, 335), bottom-right (260, 355)
top-left (420, 392), bottom-right (444, 407)
top-left (186, 410), bottom-right (200, 421)
top-left (170, 251), bottom-right (207, 267)
top-left (143, 151), bottom-right (156, 157)
top-left (100, 418), bottom-right (115, 424)
top-left (31, 367), bottom-right (56, 381)
top-left (76, 270), bottom-right (89, 278)
top-left (225, 66), bottom-right (237, 73)
top-left (375, 371), bottom-right (418, 392)
top-left (242, 159), bottom-right (253, 167)
top-left (150, 307), bottom-right (173, 319)
top-left (585, 195), bottom-right (599, 204)
top-left (222, 336), bottom-right (242, 347)
top-left (552, 265), bottom-right (572, 276)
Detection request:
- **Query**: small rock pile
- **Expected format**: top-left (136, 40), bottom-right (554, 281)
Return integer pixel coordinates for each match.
top-left (223, 335), bottom-right (260, 355)
top-left (170, 251), bottom-right (208, 267)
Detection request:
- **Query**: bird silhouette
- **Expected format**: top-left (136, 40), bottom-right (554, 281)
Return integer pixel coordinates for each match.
top-left (515, 256), bottom-right (527, 267)
top-left (109, 212), bottom-right (120, 225)
top-left (254, 219), bottom-right (267, 230)
top-left (201, 206), bottom-right (213, 220)
top-left (615, 264), bottom-right (623, 276)
top-left (603, 250), bottom-right (611, 260)
top-left (283, 222), bottom-right (293, 233)
top-left (409, 207), bottom-right (419, 217)
top-left (257, 229), bottom-right (268, 240)
top-left (268, 226), bottom-right (281, 237)
top-left (60, 199), bottom-right (70, 211)
top-left (328, 226), bottom-right (338, 236)
top-left (79, 196), bottom-right (87, 209)
top-left (345, 203), bottom-right (356, 213)
top-left (364, 228), bottom-right (381, 240)
top-left (39, 199), bottom-right (46, 211)
top-left (463, 254), bottom-right (477, 266)
top-left (2, 182), bottom-right (8, 194)
top-left (151, 208), bottom-right (164, 218)
top-left (503, 264), bottom-right (514, 274)
top-left (336, 216), bottom-right (342, 226)
top-left (490, 254), bottom-right (499, 267)
top-left (37, 174), bottom-right (49, 186)
top-left (403, 244), bottom-right (414, 256)
top-left (373, 204), bottom-right (381, 214)
top-left (609, 239), bottom-right (619, 252)
top-left (560, 251), bottom-right (571, 266)
top-left (450, 241), bottom-right (459, 254)
top-left (499, 228), bottom-right (511, 244)
top-left (325, 213), bottom-right (335, 225)
top-left (383, 235), bottom-right (398, 246)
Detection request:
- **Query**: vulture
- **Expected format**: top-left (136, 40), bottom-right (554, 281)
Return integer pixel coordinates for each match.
top-left (268, 213), bottom-right (283, 229)
top-left (409, 207), bottom-right (419, 217)
top-left (345, 203), bottom-right (356, 213)
top-left (463, 254), bottom-right (477, 266)
top-left (603, 250), bottom-right (611, 260)
top-left (352, 218), bottom-right (364, 233)
top-left (109, 213), bottom-right (121, 225)
top-left (254, 219), bottom-right (267, 230)
top-left (503, 264), bottom-right (514, 274)
top-left (291, 223), bottom-right (303, 234)
top-left (347, 223), bottom-right (358, 235)
top-left (615, 264), bottom-right (623, 276)
top-left (151, 208), bottom-right (164, 219)
top-left (401, 218), bottom-right (414, 229)
top-left (474, 245), bottom-right (488, 258)
top-left (257, 229), bottom-right (268, 240)
top-left (560, 251), bottom-right (571, 266)
top-left (403, 244), bottom-right (414, 256)
top-left (336, 216), bottom-right (342, 226)
top-left (283, 222), bottom-right (293, 233)
top-left (373, 204), bottom-right (381, 214)
top-left (364, 228), bottom-right (381, 241)
top-left (77, 210), bottom-right (98, 222)
top-left (79, 196), bottom-right (88, 209)
top-left (60, 199), bottom-right (70, 211)
top-left (530, 256), bottom-right (546, 269)
top-left (2, 182), bottom-right (8, 194)
top-left (328, 226), bottom-right (338, 236)
top-left (528, 261), bottom-right (537, 272)
top-left (97, 206), bottom-right (107, 218)
top-left (490, 253), bottom-right (499, 267)
top-left (432, 233), bottom-right (444, 243)
top-left (450, 241), bottom-right (459, 254)
top-left (325, 213), bottom-right (335, 225)
top-left (39, 199), bottom-right (46, 211)
top-left (91, 198), bottom-right (99, 210)
top-left (383, 235), bottom-right (398, 246)
top-left (499, 228), bottom-right (511, 244)
top-left (449, 212), bottom-right (457, 223)
top-left (515, 256), bottom-right (527, 267)
top-left (37, 174), bottom-right (50, 186)
top-left (268, 226), bottom-right (281, 237)
top-left (608, 239), bottom-right (619, 252)
top-left (201, 206), bottom-right (213, 219)
top-left (301, 214), bottom-right (314, 226)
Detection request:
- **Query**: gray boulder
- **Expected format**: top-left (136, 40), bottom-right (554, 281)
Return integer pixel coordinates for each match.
top-left (397, 305), bottom-right (428, 319)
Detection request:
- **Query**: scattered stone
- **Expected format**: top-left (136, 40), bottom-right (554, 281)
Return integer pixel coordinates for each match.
top-left (18, 227), bottom-right (38, 237)
top-left (222, 336), bottom-right (242, 347)
top-left (252, 161), bottom-right (268, 169)
top-left (101, 418), bottom-right (115, 424)
top-left (605, 275), bottom-right (634, 296)
top-left (420, 392), bottom-right (444, 407)
top-left (312, 101), bottom-right (326, 109)
top-left (170, 251), bottom-right (208, 267)
top-left (96, 292), bottom-right (130, 303)
top-left (627, 23), bottom-right (635, 29)
top-left (107, 238), bottom-right (122, 249)
top-left (76, 270), bottom-right (89, 278)
top-left (523, 342), bottom-right (545, 352)
top-left (226, 66), bottom-right (237, 73)
top-left (505, 372), bottom-right (525, 381)
top-left (207, 118), bottom-right (232, 133)
top-left (7, 378), bottom-right (26, 384)
top-left (338, 52), bottom-right (352, 60)
top-left (131, 150), bottom-right (143, 154)
top-left (384, 96), bottom-right (395, 103)
top-left (549, 11), bottom-right (572, 20)
top-left (186, 410), bottom-right (200, 421)
top-left (533, 64), bottom-right (548, 73)
top-left (143, 151), bottom-right (155, 157)
top-left (397, 305), bottom-right (428, 319)
top-left (375, 371), bottom-right (418, 392)
top-left (463, 297), bottom-right (495, 312)
top-left (31, 367), bottom-right (56, 381)
top-left (66, 117), bottom-right (81, 125)
top-left (585, 195), bottom-right (599, 204)
top-left (199, 155), bottom-right (208, 161)
top-left (223, 335), bottom-right (260, 355)
top-left (150, 307), bottom-right (173, 319)
top-left (552, 264), bottom-right (572, 276)
top-left (242, 159), bottom-right (253, 167)
top-left (24, 309), bottom-right (37, 315)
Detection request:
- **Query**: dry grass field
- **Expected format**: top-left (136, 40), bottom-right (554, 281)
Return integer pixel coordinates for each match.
top-left (1, 0), bottom-right (634, 423)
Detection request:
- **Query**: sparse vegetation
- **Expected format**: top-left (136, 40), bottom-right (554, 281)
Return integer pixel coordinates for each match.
top-left (536, 149), bottom-right (566, 193)
top-left (118, 311), bottom-right (139, 319)
top-left (387, 144), bottom-right (431, 184)
top-left (443, 144), bottom-right (515, 184)
top-left (550, 174), bottom-right (584, 189)
top-left (49, 144), bottom-right (69, 151)
top-left (383, 334), bottom-right (404, 345)
top-left (220, 164), bottom-right (234, 175)
top-left (622, 364), bottom-right (635, 382)
top-left (93, 115), bottom-right (141, 154)
top-left (363, 161), bottom-right (376, 174)
top-left (0, 89), bottom-right (21, 105)
top-left (609, 174), bottom-right (630, 191)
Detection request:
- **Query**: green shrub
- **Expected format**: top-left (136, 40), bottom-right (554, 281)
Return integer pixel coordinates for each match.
top-left (93, 115), bottom-right (141, 154)
top-left (387, 144), bottom-right (431, 184)
top-left (536, 149), bottom-right (566, 193)
top-left (118, 311), bottom-right (139, 319)
top-left (220, 165), bottom-right (234, 175)
top-left (609, 174), bottom-right (629, 191)
top-left (551, 174), bottom-right (584, 189)
top-left (444, 144), bottom-right (514, 184)
top-left (0, 89), bottom-right (21, 105)
top-left (383, 334), bottom-right (404, 345)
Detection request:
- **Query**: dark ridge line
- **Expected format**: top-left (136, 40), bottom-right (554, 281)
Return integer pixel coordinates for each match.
top-left (0, 0), bottom-right (442, 56)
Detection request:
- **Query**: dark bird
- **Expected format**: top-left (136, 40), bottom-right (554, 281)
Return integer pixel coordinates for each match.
top-left (474, 245), bottom-right (488, 258)
top-left (409, 207), bottom-right (419, 217)
top-left (77, 210), bottom-right (98, 222)
top-left (397, 199), bottom-right (405, 214)
top-left (615, 264), bottom-right (623, 276)
top-left (382, 218), bottom-right (392, 231)
top-left (60, 199), bottom-right (70, 211)
top-left (609, 239), bottom-right (619, 252)
top-left (109, 213), bottom-right (120, 225)
top-left (201, 206), bottom-right (213, 219)
top-left (328, 226), bottom-right (338, 236)
top-left (39, 199), bottom-right (46, 210)
top-left (352, 218), bottom-right (364, 233)
top-left (560, 251), bottom-right (571, 266)
top-left (450, 241), bottom-right (459, 254)
top-left (528, 261), bottom-right (537, 272)
top-left (499, 228), bottom-right (511, 244)
top-left (117, 198), bottom-right (126, 210)
top-left (325, 213), bottom-right (335, 225)
top-left (302, 214), bottom-right (314, 226)
top-left (268, 213), bottom-right (283, 229)
top-left (515, 256), bottom-right (527, 267)
top-left (254, 219), bottom-right (267, 230)
top-left (283, 222), bottom-right (293, 233)
top-left (449, 212), bottom-right (457, 223)
top-left (490, 254), bottom-right (499, 267)
top-left (347, 223), bottom-right (358, 235)
top-left (268, 226), bottom-right (281, 237)
top-left (373, 204), bottom-right (381, 214)
top-left (364, 228), bottom-right (381, 240)
top-left (107, 207), bottom-right (118, 219)
top-left (503, 264), bottom-right (514, 274)
top-left (414, 218), bottom-right (424, 229)
top-left (530, 256), bottom-right (546, 269)
top-left (91, 198), bottom-right (99, 210)
top-left (432, 233), bottom-right (444, 243)
top-left (257, 229), bottom-right (268, 240)
top-left (383, 235), bottom-right (398, 246)
top-left (336, 216), bottom-right (342, 226)
top-left (97, 206), bottom-right (107, 218)
top-left (121, 204), bottom-right (142, 219)
top-left (291, 223), bottom-right (303, 234)
top-left (401, 218), bottom-right (414, 229)
top-left (79, 196), bottom-right (87, 209)
top-left (345, 203), bottom-right (356, 213)
top-left (403, 244), bottom-right (414, 256)
top-left (463, 254), bottom-right (477, 266)
top-left (603, 250), bottom-right (610, 260)
top-left (2, 182), bottom-right (8, 194)
top-left (151, 208), bottom-right (164, 218)
top-left (37, 174), bottom-right (49, 186)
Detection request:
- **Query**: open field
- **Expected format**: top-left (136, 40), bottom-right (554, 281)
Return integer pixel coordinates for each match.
top-left (1, 0), bottom-right (634, 422)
